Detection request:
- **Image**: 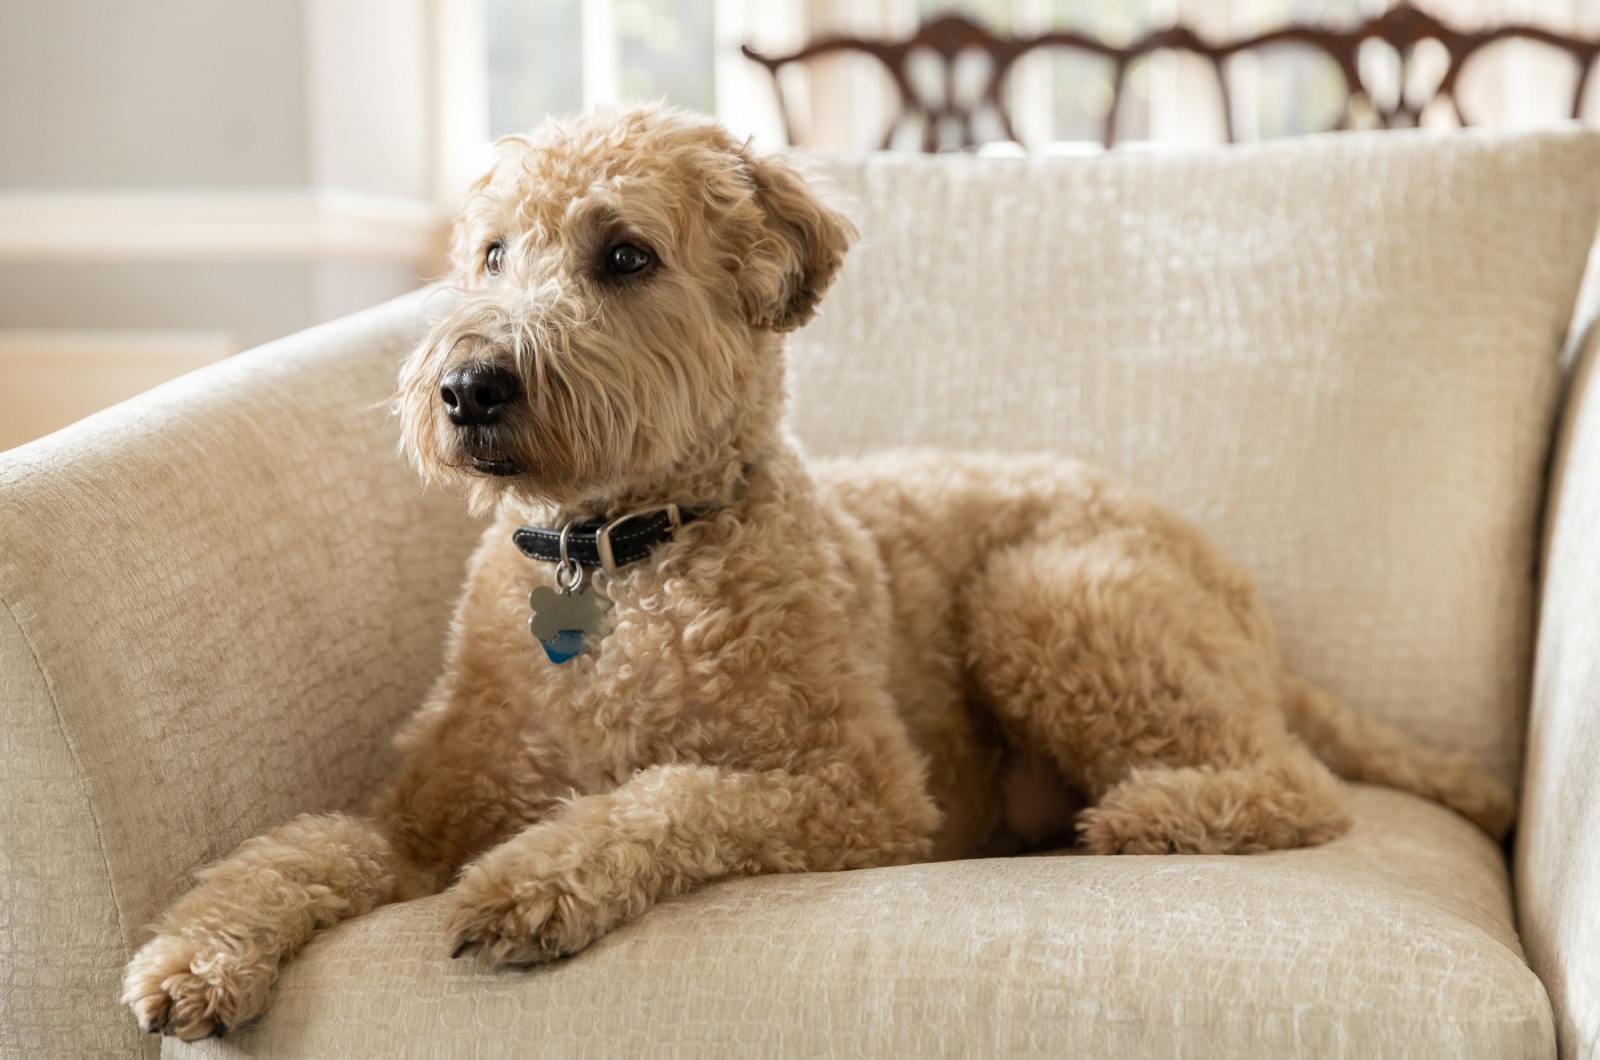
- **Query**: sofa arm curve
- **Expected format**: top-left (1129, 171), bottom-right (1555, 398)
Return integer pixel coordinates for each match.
top-left (0, 289), bottom-right (482, 1057)
top-left (1520, 296), bottom-right (1600, 1060)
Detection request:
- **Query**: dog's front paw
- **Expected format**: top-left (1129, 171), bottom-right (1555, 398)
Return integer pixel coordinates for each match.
top-left (1079, 811), bottom-right (1183, 855)
top-left (122, 932), bottom-right (272, 1040)
top-left (444, 834), bottom-right (625, 967)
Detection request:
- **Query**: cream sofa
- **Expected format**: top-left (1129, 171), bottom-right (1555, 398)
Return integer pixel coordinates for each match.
top-left (4, 128), bottom-right (1600, 1060)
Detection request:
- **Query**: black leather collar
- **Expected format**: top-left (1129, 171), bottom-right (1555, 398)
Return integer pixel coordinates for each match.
top-left (512, 505), bottom-right (704, 572)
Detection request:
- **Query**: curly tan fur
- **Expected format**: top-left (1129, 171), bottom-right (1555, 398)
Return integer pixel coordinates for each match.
top-left (124, 105), bottom-right (1515, 1041)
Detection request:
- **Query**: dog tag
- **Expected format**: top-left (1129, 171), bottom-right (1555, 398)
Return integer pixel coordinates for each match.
top-left (528, 584), bottom-right (608, 664)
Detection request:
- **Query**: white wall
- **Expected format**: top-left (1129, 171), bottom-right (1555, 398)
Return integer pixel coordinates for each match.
top-left (0, 1), bottom-right (309, 189)
top-left (0, 0), bottom-right (460, 446)
top-left (0, 0), bottom-right (450, 333)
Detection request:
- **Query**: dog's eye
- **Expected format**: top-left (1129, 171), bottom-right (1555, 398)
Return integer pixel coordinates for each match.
top-left (604, 243), bottom-right (653, 276)
top-left (485, 241), bottom-right (505, 276)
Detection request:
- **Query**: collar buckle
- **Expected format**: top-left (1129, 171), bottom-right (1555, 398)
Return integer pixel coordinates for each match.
top-left (596, 503), bottom-right (681, 575)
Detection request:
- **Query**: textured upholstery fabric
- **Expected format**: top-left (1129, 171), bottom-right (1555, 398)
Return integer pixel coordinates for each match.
top-left (0, 290), bottom-right (484, 1060)
top-left (789, 128), bottom-right (1600, 787)
top-left (4, 130), bottom-right (1600, 1060)
top-left (162, 788), bottom-right (1550, 1060)
top-left (1520, 277), bottom-right (1600, 1060)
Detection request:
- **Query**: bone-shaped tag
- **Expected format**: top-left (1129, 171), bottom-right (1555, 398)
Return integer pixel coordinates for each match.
top-left (528, 584), bottom-right (609, 664)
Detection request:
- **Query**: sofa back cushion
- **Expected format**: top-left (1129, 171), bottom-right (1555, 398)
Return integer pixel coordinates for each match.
top-left (787, 129), bottom-right (1600, 785)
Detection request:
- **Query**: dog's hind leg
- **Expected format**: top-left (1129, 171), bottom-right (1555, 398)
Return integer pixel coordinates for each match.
top-left (961, 527), bottom-right (1351, 855)
top-left (1076, 754), bottom-right (1350, 854)
top-left (122, 813), bottom-right (429, 1041)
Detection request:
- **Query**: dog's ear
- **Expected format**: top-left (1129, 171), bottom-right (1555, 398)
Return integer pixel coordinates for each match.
top-left (739, 152), bottom-right (858, 332)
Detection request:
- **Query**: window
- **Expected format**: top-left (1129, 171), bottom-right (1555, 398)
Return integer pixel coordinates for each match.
top-left (478, 0), bottom-right (1600, 154)
top-left (487, 0), bottom-right (716, 138)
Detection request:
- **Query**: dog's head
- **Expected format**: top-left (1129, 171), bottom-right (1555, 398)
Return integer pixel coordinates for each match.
top-left (397, 105), bottom-right (856, 514)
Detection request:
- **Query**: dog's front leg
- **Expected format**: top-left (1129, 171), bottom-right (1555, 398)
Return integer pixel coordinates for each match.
top-left (444, 762), bottom-right (924, 965)
top-left (122, 813), bottom-right (429, 1040)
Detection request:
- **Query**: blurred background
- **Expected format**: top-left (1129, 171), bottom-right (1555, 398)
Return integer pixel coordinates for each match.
top-left (2, 0), bottom-right (1596, 449)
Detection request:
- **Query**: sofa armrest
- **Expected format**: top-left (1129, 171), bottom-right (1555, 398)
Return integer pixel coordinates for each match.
top-left (1520, 278), bottom-right (1600, 1060)
top-left (0, 289), bottom-right (482, 1059)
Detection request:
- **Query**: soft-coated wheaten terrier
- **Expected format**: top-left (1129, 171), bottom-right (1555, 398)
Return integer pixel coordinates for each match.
top-left (125, 105), bottom-right (1513, 1041)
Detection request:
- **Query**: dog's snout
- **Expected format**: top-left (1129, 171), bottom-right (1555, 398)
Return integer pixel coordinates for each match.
top-left (440, 363), bottom-right (520, 426)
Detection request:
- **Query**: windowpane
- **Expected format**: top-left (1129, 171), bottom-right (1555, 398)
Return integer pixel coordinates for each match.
top-left (488, 0), bottom-right (583, 138)
top-left (616, 0), bottom-right (715, 111)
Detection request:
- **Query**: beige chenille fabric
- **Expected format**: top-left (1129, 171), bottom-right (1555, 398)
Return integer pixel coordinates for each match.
top-left (164, 789), bottom-right (1548, 1060)
top-left (4, 129), bottom-right (1600, 1060)
top-left (791, 128), bottom-right (1600, 787)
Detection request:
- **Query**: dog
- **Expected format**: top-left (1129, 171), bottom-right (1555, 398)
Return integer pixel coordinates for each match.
top-left (124, 105), bottom-right (1514, 1041)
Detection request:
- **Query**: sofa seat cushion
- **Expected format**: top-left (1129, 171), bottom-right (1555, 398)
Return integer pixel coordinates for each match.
top-left (171, 787), bottom-right (1550, 1059)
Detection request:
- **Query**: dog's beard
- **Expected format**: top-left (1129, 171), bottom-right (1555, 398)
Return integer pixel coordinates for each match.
top-left (399, 288), bottom-right (750, 514)
top-left (411, 387), bottom-right (627, 516)
top-left (398, 305), bottom-right (601, 510)
top-left (453, 426), bottom-right (524, 478)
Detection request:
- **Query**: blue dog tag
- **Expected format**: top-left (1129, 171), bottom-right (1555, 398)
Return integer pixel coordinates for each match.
top-left (536, 629), bottom-right (589, 664)
top-left (528, 584), bottom-right (608, 664)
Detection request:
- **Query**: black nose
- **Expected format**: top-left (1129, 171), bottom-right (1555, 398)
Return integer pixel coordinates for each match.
top-left (440, 363), bottom-right (519, 426)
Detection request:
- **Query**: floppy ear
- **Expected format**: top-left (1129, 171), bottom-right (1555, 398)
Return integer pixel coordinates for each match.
top-left (739, 152), bottom-right (858, 332)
